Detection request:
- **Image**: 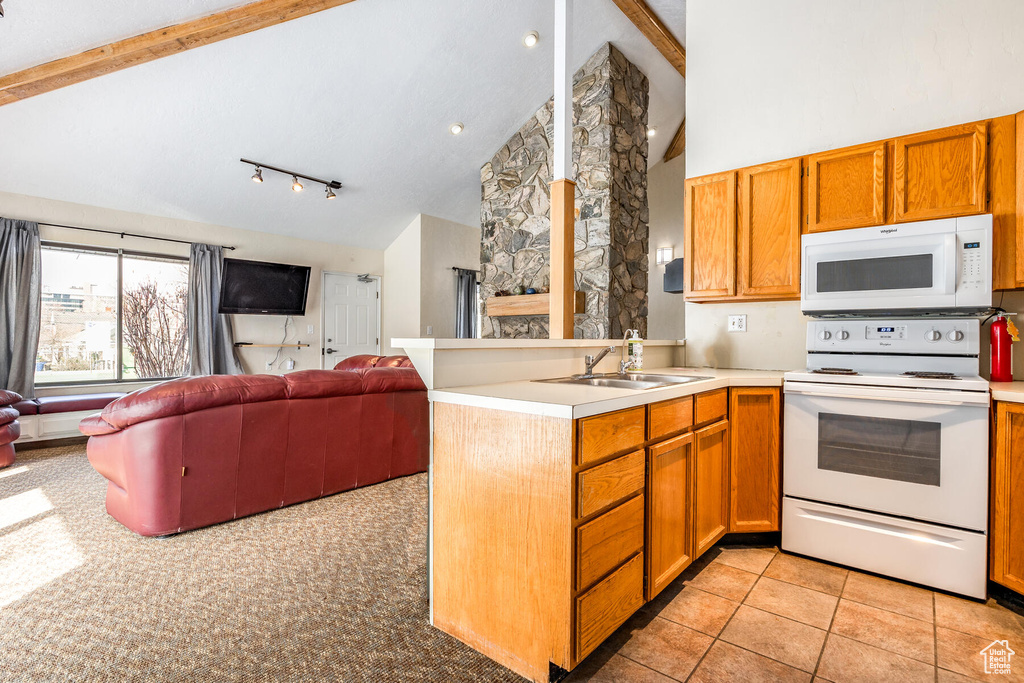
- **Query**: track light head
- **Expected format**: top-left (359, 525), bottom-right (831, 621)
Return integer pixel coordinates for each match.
top-left (292, 176), bottom-right (303, 192)
top-left (0, 1), bottom-right (5, 18)
top-left (251, 167), bottom-right (263, 183)
top-left (325, 186), bottom-right (337, 200)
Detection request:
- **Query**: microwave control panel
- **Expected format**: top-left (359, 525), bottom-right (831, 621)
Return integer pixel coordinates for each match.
top-left (955, 216), bottom-right (993, 305)
top-left (807, 318), bottom-right (980, 355)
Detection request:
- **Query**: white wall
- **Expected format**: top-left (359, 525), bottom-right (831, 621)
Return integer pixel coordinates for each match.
top-left (685, 0), bottom-right (1024, 370)
top-left (383, 215), bottom-right (423, 353)
top-left (647, 155), bottom-right (686, 341)
top-left (0, 190), bottom-right (383, 388)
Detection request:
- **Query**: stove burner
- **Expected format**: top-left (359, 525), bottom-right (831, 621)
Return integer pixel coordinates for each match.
top-left (811, 368), bottom-right (860, 376)
top-left (901, 371), bottom-right (960, 380)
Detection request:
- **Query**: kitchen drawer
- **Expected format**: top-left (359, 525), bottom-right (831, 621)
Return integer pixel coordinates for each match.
top-left (578, 406), bottom-right (646, 466)
top-left (576, 552), bottom-right (645, 661)
top-left (695, 388), bottom-right (728, 427)
top-left (576, 494), bottom-right (645, 591)
top-left (648, 395), bottom-right (694, 441)
top-left (578, 450), bottom-right (645, 519)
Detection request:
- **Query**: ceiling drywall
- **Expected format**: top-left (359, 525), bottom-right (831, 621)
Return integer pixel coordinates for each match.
top-left (0, 0), bottom-right (685, 250)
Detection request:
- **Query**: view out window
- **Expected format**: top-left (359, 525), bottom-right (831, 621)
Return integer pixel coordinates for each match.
top-left (38, 245), bottom-right (189, 385)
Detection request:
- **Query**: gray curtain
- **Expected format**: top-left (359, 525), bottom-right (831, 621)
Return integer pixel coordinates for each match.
top-left (187, 243), bottom-right (242, 376)
top-left (0, 219), bottom-right (41, 396)
top-left (454, 268), bottom-right (478, 339)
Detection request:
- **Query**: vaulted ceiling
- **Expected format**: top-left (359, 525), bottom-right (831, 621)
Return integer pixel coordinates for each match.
top-left (0, 0), bottom-right (685, 249)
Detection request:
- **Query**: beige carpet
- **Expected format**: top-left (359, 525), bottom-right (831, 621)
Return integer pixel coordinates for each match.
top-left (0, 445), bottom-right (522, 682)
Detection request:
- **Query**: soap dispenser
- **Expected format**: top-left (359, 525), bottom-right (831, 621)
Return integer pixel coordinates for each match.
top-left (626, 329), bottom-right (644, 370)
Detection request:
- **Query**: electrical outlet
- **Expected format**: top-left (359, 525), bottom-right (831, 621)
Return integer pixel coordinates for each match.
top-left (426, 325), bottom-right (433, 336)
top-left (728, 314), bottom-right (747, 332)
top-left (307, 324), bottom-right (314, 335)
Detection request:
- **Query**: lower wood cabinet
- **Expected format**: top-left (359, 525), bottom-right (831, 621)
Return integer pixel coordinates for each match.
top-left (693, 419), bottom-right (730, 558)
top-left (991, 402), bottom-right (1024, 594)
top-left (645, 432), bottom-right (695, 601)
top-left (729, 388), bottom-right (781, 532)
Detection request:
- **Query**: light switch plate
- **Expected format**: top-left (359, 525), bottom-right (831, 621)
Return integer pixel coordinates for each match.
top-left (307, 324), bottom-right (314, 335)
top-left (426, 325), bottom-right (433, 336)
top-left (728, 314), bottom-right (747, 332)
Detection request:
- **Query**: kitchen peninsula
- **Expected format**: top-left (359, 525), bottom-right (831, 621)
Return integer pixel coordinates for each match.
top-left (397, 338), bottom-right (785, 683)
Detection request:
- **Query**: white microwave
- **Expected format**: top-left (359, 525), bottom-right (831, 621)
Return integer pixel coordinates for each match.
top-left (801, 214), bottom-right (992, 316)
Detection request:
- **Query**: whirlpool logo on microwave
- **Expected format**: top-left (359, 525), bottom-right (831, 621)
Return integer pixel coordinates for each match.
top-left (880, 228), bottom-right (898, 235)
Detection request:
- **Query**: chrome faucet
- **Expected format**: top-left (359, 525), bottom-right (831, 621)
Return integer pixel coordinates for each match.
top-left (582, 345), bottom-right (616, 377)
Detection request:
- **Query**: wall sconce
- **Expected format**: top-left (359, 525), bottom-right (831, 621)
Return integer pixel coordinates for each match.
top-left (656, 247), bottom-right (674, 266)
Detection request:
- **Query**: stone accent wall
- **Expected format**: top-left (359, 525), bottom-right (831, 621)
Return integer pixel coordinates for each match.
top-left (479, 43), bottom-right (649, 339)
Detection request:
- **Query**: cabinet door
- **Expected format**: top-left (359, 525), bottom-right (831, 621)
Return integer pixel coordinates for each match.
top-left (646, 433), bottom-right (694, 601)
top-left (693, 420), bottom-right (729, 558)
top-left (893, 122), bottom-right (988, 223)
top-left (728, 388), bottom-right (780, 533)
top-left (684, 171), bottom-right (736, 299)
top-left (991, 402), bottom-right (1024, 594)
top-left (737, 159), bottom-right (802, 298)
top-left (806, 141), bottom-right (887, 232)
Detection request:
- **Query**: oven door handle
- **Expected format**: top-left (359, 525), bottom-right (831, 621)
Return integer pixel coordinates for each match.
top-left (785, 386), bottom-right (973, 406)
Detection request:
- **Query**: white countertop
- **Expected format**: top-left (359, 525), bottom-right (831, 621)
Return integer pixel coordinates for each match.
top-left (394, 337), bottom-right (684, 350)
top-left (428, 367), bottom-right (785, 419)
top-left (990, 382), bottom-right (1024, 403)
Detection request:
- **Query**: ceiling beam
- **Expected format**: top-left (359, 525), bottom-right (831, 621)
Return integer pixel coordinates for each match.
top-left (0, 0), bottom-right (357, 107)
top-left (664, 118), bottom-right (685, 162)
top-left (611, 0), bottom-right (685, 78)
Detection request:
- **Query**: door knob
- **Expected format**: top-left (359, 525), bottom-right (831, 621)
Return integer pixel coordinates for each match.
top-left (325, 348), bottom-right (337, 354)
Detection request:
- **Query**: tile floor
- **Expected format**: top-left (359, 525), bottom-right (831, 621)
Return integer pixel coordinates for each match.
top-left (566, 545), bottom-right (1024, 682)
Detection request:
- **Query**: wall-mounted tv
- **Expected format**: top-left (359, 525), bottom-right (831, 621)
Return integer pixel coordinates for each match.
top-left (218, 258), bottom-right (311, 315)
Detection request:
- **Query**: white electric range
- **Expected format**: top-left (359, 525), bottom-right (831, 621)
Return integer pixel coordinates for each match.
top-left (782, 318), bottom-right (990, 599)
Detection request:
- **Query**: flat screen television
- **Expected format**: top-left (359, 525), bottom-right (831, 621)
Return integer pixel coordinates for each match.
top-left (218, 258), bottom-right (311, 315)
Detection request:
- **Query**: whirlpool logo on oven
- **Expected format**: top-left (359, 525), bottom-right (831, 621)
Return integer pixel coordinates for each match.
top-left (880, 228), bottom-right (898, 235)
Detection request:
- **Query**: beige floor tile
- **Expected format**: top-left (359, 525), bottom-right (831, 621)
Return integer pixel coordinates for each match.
top-left (713, 546), bottom-right (778, 574)
top-left (936, 626), bottom-right (1024, 682)
top-left (842, 572), bottom-right (934, 622)
top-left (719, 605), bottom-right (827, 672)
top-left (764, 553), bottom-right (848, 596)
top-left (684, 561), bottom-right (759, 602)
top-left (566, 653), bottom-right (676, 683)
top-left (934, 592), bottom-right (1024, 642)
top-left (689, 640), bottom-right (812, 683)
top-left (744, 576), bottom-right (839, 629)
top-left (615, 616), bottom-right (713, 680)
top-left (816, 634), bottom-right (935, 683)
top-left (654, 585), bottom-right (740, 636)
top-left (937, 668), bottom-right (983, 682)
top-left (829, 599), bottom-right (935, 664)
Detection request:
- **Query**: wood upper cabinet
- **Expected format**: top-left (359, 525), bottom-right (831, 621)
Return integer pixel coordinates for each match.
top-left (645, 432), bottom-right (694, 601)
top-left (893, 122), bottom-right (988, 223)
top-left (693, 419), bottom-right (729, 558)
top-left (737, 159), bottom-right (802, 298)
top-left (728, 388), bottom-right (781, 533)
top-left (684, 171), bottom-right (736, 299)
top-left (991, 402), bottom-right (1024, 594)
top-left (806, 141), bottom-right (887, 232)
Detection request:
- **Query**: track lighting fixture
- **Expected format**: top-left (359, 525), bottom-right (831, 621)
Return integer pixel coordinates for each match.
top-left (241, 159), bottom-right (342, 200)
top-left (0, 1), bottom-right (5, 18)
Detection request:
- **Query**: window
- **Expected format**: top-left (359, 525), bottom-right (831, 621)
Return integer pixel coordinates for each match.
top-left (37, 244), bottom-right (189, 385)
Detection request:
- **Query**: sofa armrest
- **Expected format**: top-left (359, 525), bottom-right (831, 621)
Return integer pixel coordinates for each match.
top-left (80, 414), bottom-right (121, 437)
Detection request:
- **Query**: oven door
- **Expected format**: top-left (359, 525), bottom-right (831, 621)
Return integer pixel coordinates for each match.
top-left (802, 229), bottom-right (957, 314)
top-left (783, 381), bottom-right (989, 530)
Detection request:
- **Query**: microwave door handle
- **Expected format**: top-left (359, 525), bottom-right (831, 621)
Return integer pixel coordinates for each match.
top-left (945, 233), bottom-right (957, 294)
top-left (786, 388), bottom-right (967, 406)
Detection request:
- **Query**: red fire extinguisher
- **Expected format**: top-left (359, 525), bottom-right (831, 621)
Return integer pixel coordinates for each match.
top-left (991, 313), bottom-right (1019, 382)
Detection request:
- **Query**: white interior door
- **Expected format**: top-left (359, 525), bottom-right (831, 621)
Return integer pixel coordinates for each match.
top-left (321, 272), bottom-right (380, 367)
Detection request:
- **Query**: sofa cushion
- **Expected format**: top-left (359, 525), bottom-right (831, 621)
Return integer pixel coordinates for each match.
top-left (333, 354), bottom-right (382, 370)
top-left (359, 367), bottom-right (427, 394)
top-left (0, 406), bottom-right (19, 427)
top-left (0, 390), bottom-right (23, 407)
top-left (376, 355), bottom-right (413, 368)
top-left (102, 375), bottom-right (288, 430)
top-left (12, 399), bottom-right (39, 415)
top-left (79, 414), bottom-right (120, 437)
top-left (284, 370), bottom-right (365, 399)
top-left (36, 392), bottom-right (127, 415)
top-left (0, 421), bottom-right (20, 444)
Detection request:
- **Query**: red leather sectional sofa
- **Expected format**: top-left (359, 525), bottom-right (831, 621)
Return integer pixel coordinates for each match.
top-left (0, 390), bottom-right (22, 468)
top-left (80, 355), bottom-right (428, 536)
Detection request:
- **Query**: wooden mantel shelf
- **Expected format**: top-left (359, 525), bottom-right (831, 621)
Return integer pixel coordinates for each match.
top-left (486, 292), bottom-right (586, 317)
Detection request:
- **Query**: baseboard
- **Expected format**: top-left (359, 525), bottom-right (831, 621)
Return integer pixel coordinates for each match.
top-left (16, 411), bottom-right (97, 443)
top-left (17, 436), bottom-right (89, 451)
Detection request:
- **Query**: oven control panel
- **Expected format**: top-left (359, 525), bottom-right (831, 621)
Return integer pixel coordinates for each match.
top-left (807, 318), bottom-right (980, 355)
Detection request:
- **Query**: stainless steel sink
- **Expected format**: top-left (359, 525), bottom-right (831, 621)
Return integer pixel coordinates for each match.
top-left (535, 372), bottom-right (713, 390)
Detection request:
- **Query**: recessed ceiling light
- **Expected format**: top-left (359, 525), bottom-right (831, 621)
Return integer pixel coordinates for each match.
top-left (647, 128), bottom-right (657, 137)
top-left (292, 176), bottom-right (304, 192)
top-left (522, 31), bottom-right (539, 48)
top-left (251, 167), bottom-right (263, 183)
top-left (449, 122), bottom-right (465, 136)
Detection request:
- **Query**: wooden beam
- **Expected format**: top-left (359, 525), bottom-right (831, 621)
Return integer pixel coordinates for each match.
top-left (0, 0), bottom-right (357, 107)
top-left (611, 0), bottom-right (685, 79)
top-left (549, 179), bottom-right (577, 339)
top-left (664, 118), bottom-right (685, 162)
